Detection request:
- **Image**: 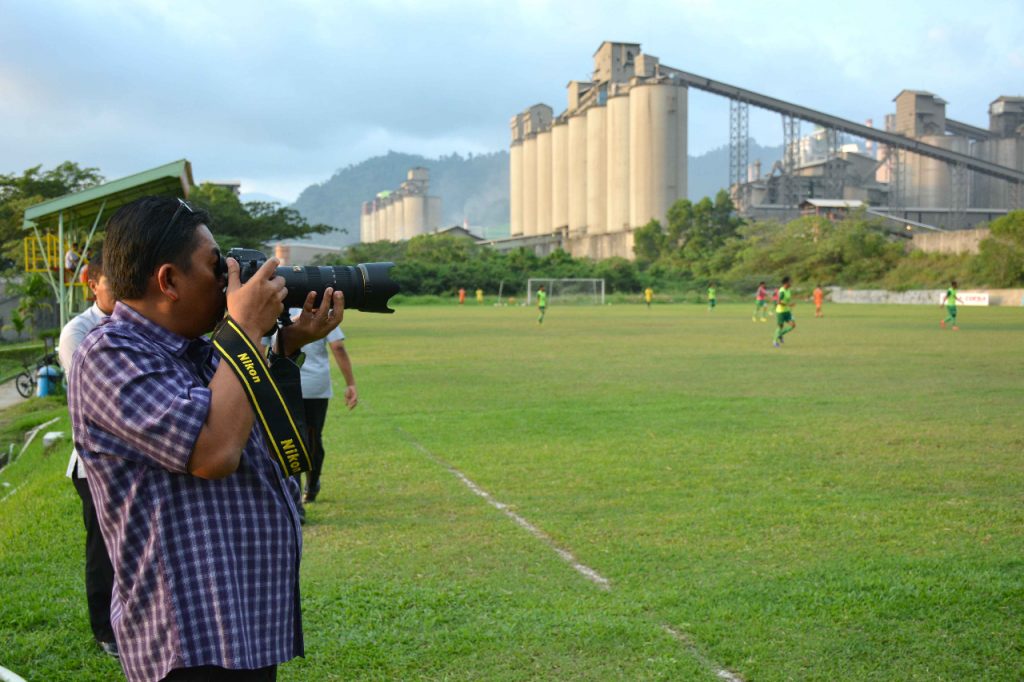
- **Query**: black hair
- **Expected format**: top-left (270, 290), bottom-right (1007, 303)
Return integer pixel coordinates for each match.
top-left (87, 247), bottom-right (104, 281)
top-left (103, 196), bottom-right (211, 300)
top-left (782, 276), bottom-right (791, 285)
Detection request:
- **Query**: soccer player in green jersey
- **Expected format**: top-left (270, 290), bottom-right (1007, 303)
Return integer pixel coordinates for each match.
top-left (772, 276), bottom-right (796, 347)
top-left (537, 285), bottom-right (547, 324)
top-left (940, 280), bottom-right (964, 330)
top-left (707, 283), bottom-right (717, 311)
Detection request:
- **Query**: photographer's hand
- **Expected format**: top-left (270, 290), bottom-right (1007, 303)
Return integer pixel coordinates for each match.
top-left (279, 288), bottom-right (345, 356)
top-left (225, 257), bottom-right (287, 343)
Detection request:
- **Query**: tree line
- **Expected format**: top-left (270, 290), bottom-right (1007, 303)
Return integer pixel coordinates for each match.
top-left (329, 190), bottom-right (1024, 296)
top-left (3, 163), bottom-right (1022, 308)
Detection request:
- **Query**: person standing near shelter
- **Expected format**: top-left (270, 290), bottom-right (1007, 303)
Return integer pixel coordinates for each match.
top-left (68, 196), bottom-right (343, 682)
top-left (286, 307), bottom-right (358, 505)
top-left (773, 276), bottom-right (796, 348)
top-left (644, 286), bottom-right (653, 308)
top-left (813, 284), bottom-right (825, 318)
top-left (537, 285), bottom-right (547, 324)
top-left (57, 250), bottom-right (118, 659)
top-left (941, 280), bottom-right (964, 330)
top-left (753, 281), bottom-right (769, 321)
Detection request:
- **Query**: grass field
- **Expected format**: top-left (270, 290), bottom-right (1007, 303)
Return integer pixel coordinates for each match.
top-left (1, 301), bottom-right (1022, 680)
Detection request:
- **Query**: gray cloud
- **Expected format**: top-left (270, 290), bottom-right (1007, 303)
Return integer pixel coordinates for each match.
top-left (2, 0), bottom-right (1021, 200)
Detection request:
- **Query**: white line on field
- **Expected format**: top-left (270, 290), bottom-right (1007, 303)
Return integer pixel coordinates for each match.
top-left (396, 427), bottom-right (743, 680)
top-left (0, 482), bottom-right (24, 504)
top-left (0, 664), bottom-right (28, 682)
top-left (663, 626), bottom-right (745, 682)
top-left (396, 428), bottom-right (610, 590)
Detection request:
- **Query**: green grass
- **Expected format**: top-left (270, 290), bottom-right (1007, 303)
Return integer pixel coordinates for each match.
top-left (1, 302), bottom-right (1022, 680)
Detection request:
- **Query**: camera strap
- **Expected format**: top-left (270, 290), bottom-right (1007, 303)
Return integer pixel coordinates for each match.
top-left (211, 315), bottom-right (312, 478)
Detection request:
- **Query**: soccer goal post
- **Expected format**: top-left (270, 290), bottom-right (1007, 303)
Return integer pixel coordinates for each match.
top-left (527, 278), bottom-right (605, 305)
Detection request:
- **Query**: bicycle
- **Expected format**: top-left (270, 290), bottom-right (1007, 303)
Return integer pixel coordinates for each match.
top-left (14, 352), bottom-right (62, 399)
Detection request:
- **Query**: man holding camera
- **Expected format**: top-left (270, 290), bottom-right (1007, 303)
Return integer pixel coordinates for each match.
top-left (68, 196), bottom-right (343, 682)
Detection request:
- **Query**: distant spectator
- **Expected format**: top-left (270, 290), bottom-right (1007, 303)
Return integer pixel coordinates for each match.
top-left (57, 250), bottom-right (118, 659)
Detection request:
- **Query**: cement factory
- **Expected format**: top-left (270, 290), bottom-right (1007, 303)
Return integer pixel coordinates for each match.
top-left (359, 167), bottom-right (442, 242)
top-left (505, 41), bottom-right (1024, 260)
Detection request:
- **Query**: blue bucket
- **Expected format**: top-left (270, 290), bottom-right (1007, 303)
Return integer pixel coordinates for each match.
top-left (36, 366), bottom-right (61, 397)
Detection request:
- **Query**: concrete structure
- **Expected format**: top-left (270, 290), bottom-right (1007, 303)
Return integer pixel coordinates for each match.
top-left (272, 242), bottom-right (343, 266)
top-left (567, 112), bottom-right (588, 235)
top-left (606, 92), bottom-right (631, 233)
top-left (585, 104), bottom-right (607, 236)
top-left (536, 128), bottom-right (552, 238)
top-left (508, 42), bottom-right (688, 260)
top-left (973, 97), bottom-right (1024, 208)
top-left (359, 167), bottom-right (442, 243)
top-left (551, 120), bottom-right (569, 231)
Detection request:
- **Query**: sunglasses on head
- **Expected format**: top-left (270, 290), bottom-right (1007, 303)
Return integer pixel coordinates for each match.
top-left (152, 198), bottom-right (194, 260)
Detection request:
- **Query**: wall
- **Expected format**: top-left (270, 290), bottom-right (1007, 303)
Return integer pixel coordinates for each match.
top-left (830, 287), bottom-right (1024, 306)
top-left (911, 228), bottom-right (989, 254)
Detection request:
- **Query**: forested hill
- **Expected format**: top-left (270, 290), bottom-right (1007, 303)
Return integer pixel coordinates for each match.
top-left (292, 150), bottom-right (509, 247)
top-left (291, 143), bottom-right (782, 248)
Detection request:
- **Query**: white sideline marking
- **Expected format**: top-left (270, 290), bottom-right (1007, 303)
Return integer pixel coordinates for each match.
top-left (0, 665), bottom-right (28, 682)
top-left (397, 427), bottom-right (745, 679)
top-left (398, 429), bottom-right (611, 590)
top-left (663, 626), bottom-right (744, 682)
top-left (0, 482), bottom-right (24, 505)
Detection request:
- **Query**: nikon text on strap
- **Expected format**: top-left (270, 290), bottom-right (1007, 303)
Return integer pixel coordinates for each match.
top-left (211, 316), bottom-right (311, 477)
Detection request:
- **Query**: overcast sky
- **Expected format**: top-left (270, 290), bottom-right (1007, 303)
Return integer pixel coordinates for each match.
top-left (2, 0), bottom-right (1022, 203)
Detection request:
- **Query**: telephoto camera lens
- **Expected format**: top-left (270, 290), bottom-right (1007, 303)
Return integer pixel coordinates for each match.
top-left (222, 249), bottom-right (399, 314)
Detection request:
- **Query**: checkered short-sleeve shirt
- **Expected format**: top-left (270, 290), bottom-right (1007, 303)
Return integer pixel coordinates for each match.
top-left (69, 303), bottom-right (304, 682)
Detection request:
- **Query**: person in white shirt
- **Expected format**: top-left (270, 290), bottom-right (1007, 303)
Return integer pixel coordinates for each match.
top-left (57, 250), bottom-right (119, 658)
top-left (288, 307), bottom-right (357, 505)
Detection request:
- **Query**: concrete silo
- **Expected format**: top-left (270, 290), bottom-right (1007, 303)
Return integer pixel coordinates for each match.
top-left (522, 133), bottom-right (538, 236)
top-left (567, 113), bottom-right (588, 234)
top-left (586, 105), bottom-right (608, 234)
top-left (510, 140), bottom-right (524, 236)
top-left (606, 92), bottom-right (631, 232)
top-left (913, 135), bottom-right (969, 208)
top-left (426, 196), bottom-right (442, 231)
top-left (381, 197), bottom-right (392, 242)
top-left (393, 193), bottom-right (407, 240)
top-left (403, 194), bottom-right (427, 239)
top-left (551, 120), bottom-right (569, 230)
top-left (972, 97), bottom-right (1024, 208)
top-left (629, 81), bottom-right (688, 229)
top-left (536, 128), bottom-right (553, 235)
top-left (973, 137), bottom-right (1024, 207)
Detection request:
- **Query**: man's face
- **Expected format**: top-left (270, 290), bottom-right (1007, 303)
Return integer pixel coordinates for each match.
top-left (176, 225), bottom-right (227, 338)
top-left (90, 275), bottom-right (116, 315)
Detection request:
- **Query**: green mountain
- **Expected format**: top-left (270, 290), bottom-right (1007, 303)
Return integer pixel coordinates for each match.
top-left (291, 143), bottom-right (781, 247)
top-left (292, 150), bottom-right (509, 247)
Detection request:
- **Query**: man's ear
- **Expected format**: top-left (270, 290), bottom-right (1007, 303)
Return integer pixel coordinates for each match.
top-left (155, 263), bottom-right (181, 302)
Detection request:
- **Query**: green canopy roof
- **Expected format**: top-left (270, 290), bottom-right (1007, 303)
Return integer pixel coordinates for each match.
top-left (22, 159), bottom-right (193, 232)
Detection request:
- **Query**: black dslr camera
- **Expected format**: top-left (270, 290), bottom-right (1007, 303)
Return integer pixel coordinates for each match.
top-left (219, 248), bottom-right (399, 314)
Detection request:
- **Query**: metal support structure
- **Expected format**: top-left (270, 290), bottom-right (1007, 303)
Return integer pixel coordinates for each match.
top-left (781, 114), bottom-right (800, 207)
top-left (823, 128), bottom-right (843, 199)
top-left (729, 98), bottom-right (749, 203)
top-left (30, 200), bottom-right (107, 330)
top-left (950, 162), bottom-right (969, 229)
top-left (1011, 181), bottom-right (1023, 210)
top-left (888, 149), bottom-right (905, 209)
top-left (660, 65), bottom-right (1024, 185)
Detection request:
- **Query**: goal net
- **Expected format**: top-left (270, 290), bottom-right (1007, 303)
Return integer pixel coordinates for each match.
top-left (527, 278), bottom-right (605, 305)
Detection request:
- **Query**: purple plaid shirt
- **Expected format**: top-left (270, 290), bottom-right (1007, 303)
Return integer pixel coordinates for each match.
top-left (69, 303), bottom-right (303, 682)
